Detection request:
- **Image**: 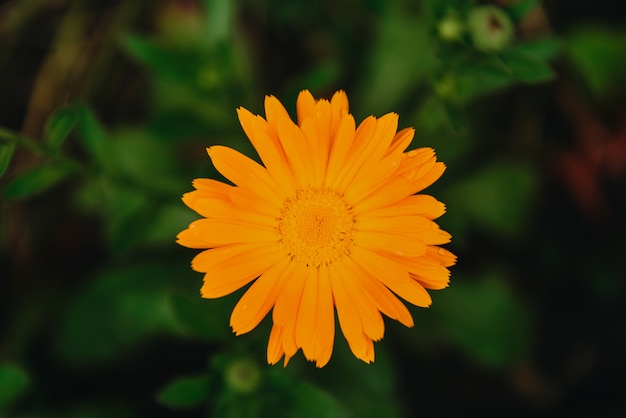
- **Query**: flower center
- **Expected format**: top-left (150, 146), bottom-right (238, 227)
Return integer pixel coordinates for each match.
top-left (276, 188), bottom-right (355, 268)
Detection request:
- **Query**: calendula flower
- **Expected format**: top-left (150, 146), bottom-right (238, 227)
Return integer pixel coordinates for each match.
top-left (177, 90), bottom-right (455, 367)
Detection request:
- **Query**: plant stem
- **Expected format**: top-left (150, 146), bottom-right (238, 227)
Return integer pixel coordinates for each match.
top-left (0, 126), bottom-right (91, 176)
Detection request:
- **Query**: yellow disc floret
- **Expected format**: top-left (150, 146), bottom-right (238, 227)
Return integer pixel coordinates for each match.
top-left (277, 188), bottom-right (355, 268)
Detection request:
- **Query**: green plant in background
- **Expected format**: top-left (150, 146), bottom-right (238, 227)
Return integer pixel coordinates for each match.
top-left (2, 0), bottom-right (625, 416)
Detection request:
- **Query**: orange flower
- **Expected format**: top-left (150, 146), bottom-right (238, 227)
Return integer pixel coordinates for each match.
top-left (177, 90), bottom-right (455, 367)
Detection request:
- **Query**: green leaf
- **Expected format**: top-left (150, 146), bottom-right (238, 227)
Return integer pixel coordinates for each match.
top-left (445, 162), bottom-right (537, 239)
top-left (567, 26), bottom-right (626, 97)
top-left (356, 14), bottom-right (434, 114)
top-left (501, 49), bottom-right (556, 83)
top-left (435, 272), bottom-right (533, 368)
top-left (44, 105), bottom-right (77, 150)
top-left (75, 104), bottom-right (109, 167)
top-left (506, 0), bottom-right (539, 23)
top-left (168, 291), bottom-right (233, 343)
top-left (54, 264), bottom-right (184, 366)
top-left (314, 342), bottom-right (402, 418)
top-left (143, 204), bottom-right (199, 246)
top-left (0, 141), bottom-right (15, 178)
top-left (157, 375), bottom-right (212, 409)
top-left (122, 34), bottom-right (198, 82)
top-left (108, 129), bottom-right (184, 194)
top-left (203, 0), bottom-right (233, 44)
top-left (0, 363), bottom-right (29, 410)
top-left (454, 55), bottom-right (516, 102)
top-left (2, 163), bottom-right (73, 199)
top-left (98, 178), bottom-right (149, 253)
top-left (289, 382), bottom-right (347, 418)
top-left (513, 38), bottom-right (563, 62)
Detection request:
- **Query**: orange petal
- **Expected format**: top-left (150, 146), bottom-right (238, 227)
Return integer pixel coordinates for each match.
top-left (237, 107), bottom-right (296, 196)
top-left (338, 259), bottom-right (385, 341)
top-left (362, 194), bottom-right (446, 220)
top-left (296, 268), bottom-right (318, 353)
top-left (272, 263), bottom-right (306, 326)
top-left (313, 265), bottom-right (335, 367)
top-left (188, 218), bottom-right (277, 246)
top-left (385, 127), bottom-right (415, 157)
top-left (177, 228), bottom-right (210, 249)
top-left (229, 187), bottom-right (281, 218)
top-left (354, 230), bottom-right (426, 257)
top-left (337, 113), bottom-right (399, 192)
top-left (350, 246), bottom-right (433, 308)
top-left (353, 176), bottom-right (412, 214)
top-left (343, 257), bottom-right (414, 327)
top-left (296, 89), bottom-right (316, 126)
top-left (276, 116), bottom-right (315, 187)
top-left (199, 244), bottom-right (283, 298)
top-left (264, 95), bottom-right (292, 135)
top-left (330, 263), bottom-right (372, 362)
top-left (191, 178), bottom-right (233, 199)
top-left (184, 197), bottom-right (275, 226)
top-left (325, 114), bottom-right (356, 188)
top-left (344, 129), bottom-right (413, 204)
top-left (230, 257), bottom-right (292, 335)
top-left (207, 145), bottom-right (285, 203)
top-left (329, 90), bottom-right (349, 137)
top-left (267, 324), bottom-right (285, 365)
top-left (331, 116), bottom-right (378, 190)
top-left (425, 245), bottom-right (457, 267)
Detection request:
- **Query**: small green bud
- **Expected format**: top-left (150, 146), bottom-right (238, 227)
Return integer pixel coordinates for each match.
top-left (224, 359), bottom-right (261, 394)
top-left (468, 6), bottom-right (514, 51)
top-left (438, 13), bottom-right (464, 42)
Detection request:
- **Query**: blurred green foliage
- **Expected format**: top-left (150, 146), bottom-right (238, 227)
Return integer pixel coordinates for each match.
top-left (1, 0), bottom-right (626, 417)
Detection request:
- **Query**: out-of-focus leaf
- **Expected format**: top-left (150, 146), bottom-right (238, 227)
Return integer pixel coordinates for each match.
top-left (203, 0), bottom-right (232, 44)
top-left (283, 63), bottom-right (341, 106)
top-left (44, 105), bottom-right (77, 150)
top-left (157, 375), bottom-right (212, 409)
top-left (445, 162), bottom-right (537, 239)
top-left (100, 180), bottom-right (149, 252)
top-left (73, 176), bottom-right (148, 252)
top-left (0, 141), bottom-right (15, 178)
top-left (168, 292), bottom-right (233, 343)
top-left (506, 0), bottom-right (539, 22)
top-left (214, 392), bottom-right (262, 418)
top-left (2, 163), bottom-right (73, 199)
top-left (0, 363), bottom-right (29, 410)
top-left (289, 382), bottom-right (347, 418)
top-left (513, 37), bottom-right (562, 62)
top-left (55, 264), bottom-right (184, 366)
top-left (414, 96), bottom-right (454, 134)
top-left (356, 14), bottom-right (434, 114)
top-left (501, 49), bottom-right (556, 83)
top-left (75, 169), bottom-right (187, 253)
top-left (413, 95), bottom-right (468, 142)
top-left (143, 204), bottom-right (199, 246)
top-left (122, 34), bottom-right (198, 82)
top-left (435, 271), bottom-right (533, 368)
top-left (567, 26), bottom-right (626, 97)
top-left (109, 129), bottom-right (184, 195)
top-left (76, 104), bottom-right (110, 168)
top-left (455, 55), bottom-right (516, 102)
top-left (314, 342), bottom-right (401, 418)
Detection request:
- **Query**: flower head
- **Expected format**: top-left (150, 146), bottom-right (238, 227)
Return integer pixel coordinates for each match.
top-left (177, 90), bottom-right (456, 367)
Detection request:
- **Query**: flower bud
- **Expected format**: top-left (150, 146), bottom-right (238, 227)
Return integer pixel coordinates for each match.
top-left (224, 359), bottom-right (261, 394)
top-left (438, 13), bottom-right (464, 42)
top-left (468, 6), bottom-right (514, 51)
